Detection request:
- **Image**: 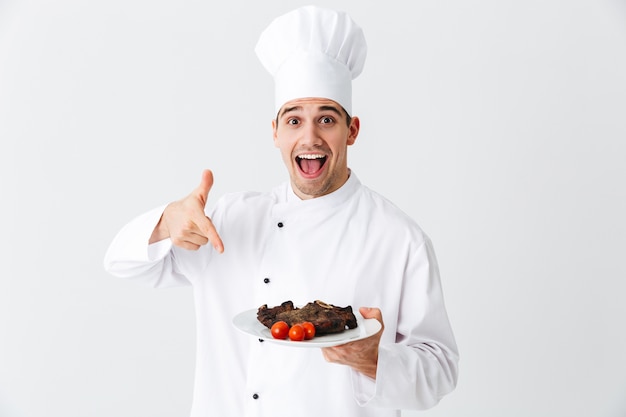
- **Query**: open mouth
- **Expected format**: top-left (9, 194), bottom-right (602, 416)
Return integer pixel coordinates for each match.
top-left (296, 153), bottom-right (328, 176)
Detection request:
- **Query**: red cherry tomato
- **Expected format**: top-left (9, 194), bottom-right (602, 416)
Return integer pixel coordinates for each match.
top-left (288, 324), bottom-right (305, 341)
top-left (302, 322), bottom-right (316, 340)
top-left (271, 321), bottom-right (289, 339)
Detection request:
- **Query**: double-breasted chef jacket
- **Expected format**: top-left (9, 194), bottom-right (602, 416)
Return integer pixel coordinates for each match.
top-left (104, 170), bottom-right (459, 417)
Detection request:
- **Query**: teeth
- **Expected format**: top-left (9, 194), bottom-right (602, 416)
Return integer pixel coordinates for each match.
top-left (298, 154), bottom-right (325, 159)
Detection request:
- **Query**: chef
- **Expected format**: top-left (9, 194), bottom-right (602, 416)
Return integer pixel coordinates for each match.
top-left (104, 5), bottom-right (459, 417)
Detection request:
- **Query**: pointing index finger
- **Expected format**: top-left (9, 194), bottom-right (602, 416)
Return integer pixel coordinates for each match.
top-left (196, 214), bottom-right (224, 253)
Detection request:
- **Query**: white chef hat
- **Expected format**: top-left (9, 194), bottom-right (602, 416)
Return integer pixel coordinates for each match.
top-left (255, 5), bottom-right (367, 116)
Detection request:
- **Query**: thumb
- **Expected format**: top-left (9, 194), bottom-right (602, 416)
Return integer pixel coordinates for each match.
top-left (359, 307), bottom-right (383, 323)
top-left (195, 169), bottom-right (214, 207)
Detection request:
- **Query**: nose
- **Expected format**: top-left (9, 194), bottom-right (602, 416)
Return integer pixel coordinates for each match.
top-left (299, 122), bottom-right (323, 146)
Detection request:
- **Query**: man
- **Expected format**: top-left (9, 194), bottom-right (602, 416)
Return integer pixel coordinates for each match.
top-left (104, 6), bottom-right (458, 417)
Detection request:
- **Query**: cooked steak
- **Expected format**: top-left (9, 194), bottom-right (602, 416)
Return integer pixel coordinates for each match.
top-left (257, 300), bottom-right (358, 335)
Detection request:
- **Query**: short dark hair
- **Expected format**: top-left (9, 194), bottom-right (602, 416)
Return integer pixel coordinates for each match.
top-left (343, 109), bottom-right (352, 127)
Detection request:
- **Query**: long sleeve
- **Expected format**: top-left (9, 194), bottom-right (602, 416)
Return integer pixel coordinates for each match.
top-left (351, 238), bottom-right (459, 409)
top-left (103, 205), bottom-right (190, 288)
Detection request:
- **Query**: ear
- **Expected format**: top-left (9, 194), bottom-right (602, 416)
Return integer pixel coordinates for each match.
top-left (347, 116), bottom-right (360, 146)
top-left (272, 118), bottom-right (279, 147)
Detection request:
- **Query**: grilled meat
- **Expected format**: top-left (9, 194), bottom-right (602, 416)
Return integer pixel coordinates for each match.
top-left (257, 300), bottom-right (358, 335)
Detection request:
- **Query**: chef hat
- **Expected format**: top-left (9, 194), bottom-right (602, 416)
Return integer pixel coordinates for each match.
top-left (255, 5), bottom-right (367, 116)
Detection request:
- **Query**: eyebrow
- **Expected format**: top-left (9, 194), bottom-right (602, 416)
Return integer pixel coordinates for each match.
top-left (278, 106), bottom-right (302, 119)
top-left (278, 104), bottom-right (344, 120)
top-left (318, 105), bottom-right (343, 117)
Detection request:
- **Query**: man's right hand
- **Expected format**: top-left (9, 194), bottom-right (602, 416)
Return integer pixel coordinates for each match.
top-left (149, 169), bottom-right (224, 253)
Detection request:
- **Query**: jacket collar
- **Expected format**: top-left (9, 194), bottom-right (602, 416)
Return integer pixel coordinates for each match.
top-left (282, 169), bottom-right (360, 210)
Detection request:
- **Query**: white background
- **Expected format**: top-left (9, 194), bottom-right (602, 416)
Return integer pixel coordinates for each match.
top-left (1, 0), bottom-right (625, 416)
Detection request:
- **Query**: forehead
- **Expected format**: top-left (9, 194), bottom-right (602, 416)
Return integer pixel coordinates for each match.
top-left (277, 97), bottom-right (344, 119)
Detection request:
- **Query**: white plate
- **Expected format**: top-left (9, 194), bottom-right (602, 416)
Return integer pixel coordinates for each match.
top-left (232, 308), bottom-right (382, 348)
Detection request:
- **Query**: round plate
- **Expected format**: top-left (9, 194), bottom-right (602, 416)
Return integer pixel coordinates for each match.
top-left (232, 308), bottom-right (382, 348)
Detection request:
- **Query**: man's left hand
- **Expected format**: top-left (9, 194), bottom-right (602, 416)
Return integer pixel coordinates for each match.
top-left (321, 307), bottom-right (384, 379)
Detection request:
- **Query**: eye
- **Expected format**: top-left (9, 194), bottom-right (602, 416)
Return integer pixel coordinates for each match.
top-left (320, 116), bottom-right (334, 124)
top-left (287, 118), bottom-right (300, 126)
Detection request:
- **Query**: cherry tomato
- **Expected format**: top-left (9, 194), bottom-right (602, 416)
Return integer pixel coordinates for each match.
top-left (302, 322), bottom-right (316, 340)
top-left (288, 324), bottom-right (305, 341)
top-left (271, 321), bottom-right (289, 339)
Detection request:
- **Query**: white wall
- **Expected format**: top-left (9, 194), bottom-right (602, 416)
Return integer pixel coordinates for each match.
top-left (1, 1), bottom-right (625, 416)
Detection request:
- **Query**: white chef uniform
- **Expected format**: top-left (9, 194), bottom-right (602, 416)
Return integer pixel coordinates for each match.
top-left (104, 6), bottom-right (458, 416)
top-left (103, 171), bottom-right (459, 416)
